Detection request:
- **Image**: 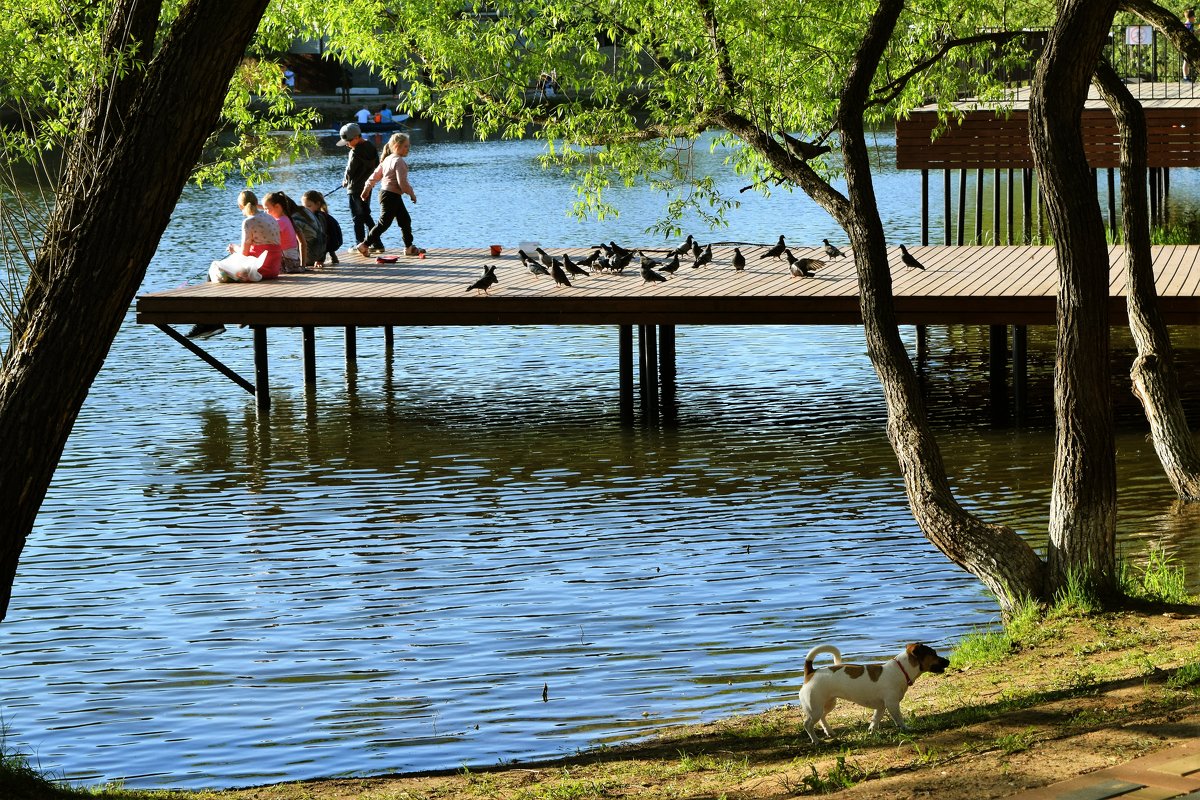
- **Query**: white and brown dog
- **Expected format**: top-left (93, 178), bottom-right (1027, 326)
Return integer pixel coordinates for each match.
top-left (798, 642), bottom-right (950, 743)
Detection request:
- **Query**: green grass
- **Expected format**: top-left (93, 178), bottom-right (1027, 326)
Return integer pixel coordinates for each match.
top-left (951, 595), bottom-right (1045, 669)
top-left (1167, 661), bottom-right (1200, 691)
top-left (1119, 545), bottom-right (1192, 605)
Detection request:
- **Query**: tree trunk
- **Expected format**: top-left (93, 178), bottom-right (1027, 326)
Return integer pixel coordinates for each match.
top-left (1093, 62), bottom-right (1200, 501)
top-left (1029, 0), bottom-right (1119, 597)
top-left (835, 0), bottom-right (1046, 612)
top-left (0, 0), bottom-right (270, 621)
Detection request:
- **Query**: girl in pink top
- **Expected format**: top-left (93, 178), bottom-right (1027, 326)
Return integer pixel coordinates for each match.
top-left (357, 132), bottom-right (421, 257)
top-left (263, 191), bottom-right (304, 272)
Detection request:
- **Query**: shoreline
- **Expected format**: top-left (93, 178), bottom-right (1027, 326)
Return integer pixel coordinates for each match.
top-left (11, 607), bottom-right (1198, 799)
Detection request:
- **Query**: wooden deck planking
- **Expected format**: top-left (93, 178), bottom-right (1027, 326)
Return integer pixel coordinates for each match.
top-left (136, 244), bottom-right (1200, 328)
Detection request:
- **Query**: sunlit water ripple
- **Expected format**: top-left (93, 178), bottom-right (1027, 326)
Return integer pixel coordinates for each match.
top-left (3, 131), bottom-right (1199, 789)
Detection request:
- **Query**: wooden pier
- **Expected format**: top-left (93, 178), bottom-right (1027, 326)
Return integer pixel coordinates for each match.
top-left (136, 244), bottom-right (1200, 418)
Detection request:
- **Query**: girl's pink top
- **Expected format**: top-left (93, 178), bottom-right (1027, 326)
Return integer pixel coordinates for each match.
top-left (364, 154), bottom-right (412, 197)
top-left (275, 214), bottom-right (300, 261)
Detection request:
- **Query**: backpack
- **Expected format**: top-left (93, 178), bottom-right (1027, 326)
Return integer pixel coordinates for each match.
top-left (318, 210), bottom-right (344, 252)
top-left (291, 209), bottom-right (326, 263)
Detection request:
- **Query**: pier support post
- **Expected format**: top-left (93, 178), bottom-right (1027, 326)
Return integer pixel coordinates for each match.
top-left (1107, 168), bottom-right (1118, 242)
top-left (302, 326), bottom-right (316, 389)
top-left (253, 325), bottom-right (270, 411)
top-left (659, 324), bottom-right (677, 422)
top-left (989, 324), bottom-right (1008, 426)
top-left (943, 169), bottom-right (952, 245)
top-left (1013, 325), bottom-right (1028, 425)
top-left (619, 324), bottom-right (634, 424)
top-left (1007, 168), bottom-right (1015, 245)
top-left (641, 324), bottom-right (659, 424)
top-left (384, 325), bottom-right (394, 359)
top-left (957, 168), bottom-right (967, 246)
top-left (344, 325), bottom-right (357, 368)
top-left (920, 169), bottom-right (929, 247)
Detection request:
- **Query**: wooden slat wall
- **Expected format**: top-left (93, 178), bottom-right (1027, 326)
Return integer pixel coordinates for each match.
top-left (897, 107), bottom-right (1200, 169)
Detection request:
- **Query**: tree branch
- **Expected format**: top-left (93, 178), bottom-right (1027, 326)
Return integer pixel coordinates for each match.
top-left (1120, 0), bottom-right (1200, 67)
top-left (867, 30), bottom-right (1025, 111)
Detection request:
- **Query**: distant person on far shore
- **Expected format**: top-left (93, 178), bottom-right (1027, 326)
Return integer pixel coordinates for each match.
top-left (1185, 9), bottom-right (1196, 82)
top-left (303, 190), bottom-right (344, 264)
top-left (356, 132), bottom-right (420, 258)
top-left (355, 105), bottom-right (371, 124)
top-left (337, 122), bottom-right (380, 247)
top-left (283, 67), bottom-right (295, 91)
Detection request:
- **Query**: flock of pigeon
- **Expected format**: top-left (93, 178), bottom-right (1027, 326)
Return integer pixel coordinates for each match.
top-left (466, 235), bottom-right (928, 295)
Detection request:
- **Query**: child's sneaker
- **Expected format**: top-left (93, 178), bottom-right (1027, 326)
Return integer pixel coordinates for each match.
top-left (405, 245), bottom-right (423, 256)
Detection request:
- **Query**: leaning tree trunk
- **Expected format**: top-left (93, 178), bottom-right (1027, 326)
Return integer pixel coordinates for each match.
top-left (0, 0), bottom-right (271, 621)
top-left (1093, 62), bottom-right (1200, 501)
top-left (1029, 0), bottom-right (1120, 598)
top-left (835, 0), bottom-right (1046, 612)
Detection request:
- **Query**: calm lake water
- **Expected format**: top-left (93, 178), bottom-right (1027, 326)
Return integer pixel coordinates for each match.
top-left (2, 129), bottom-right (1199, 790)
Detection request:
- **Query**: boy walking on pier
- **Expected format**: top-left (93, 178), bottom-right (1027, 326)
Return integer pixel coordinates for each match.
top-left (337, 122), bottom-right (379, 247)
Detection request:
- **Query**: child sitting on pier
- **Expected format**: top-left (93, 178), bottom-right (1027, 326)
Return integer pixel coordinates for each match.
top-left (303, 190), bottom-right (344, 264)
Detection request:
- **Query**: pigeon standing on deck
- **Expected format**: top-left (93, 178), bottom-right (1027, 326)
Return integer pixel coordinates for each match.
top-left (527, 258), bottom-right (549, 276)
top-left (732, 247), bottom-right (746, 270)
top-left (611, 251), bottom-right (633, 274)
top-left (660, 254), bottom-right (681, 274)
top-left (563, 253), bottom-right (590, 277)
top-left (760, 234), bottom-right (787, 259)
top-left (691, 239), bottom-right (703, 258)
top-left (638, 250), bottom-right (661, 269)
top-left (535, 246), bottom-right (555, 270)
top-left (787, 251), bottom-right (822, 278)
top-left (550, 258), bottom-right (572, 287)
top-left (671, 235), bottom-right (695, 257)
top-left (518, 249), bottom-right (536, 268)
top-left (467, 264), bottom-right (499, 295)
top-left (579, 249), bottom-right (601, 267)
top-left (610, 241), bottom-right (634, 259)
top-left (641, 262), bottom-right (668, 283)
top-left (693, 243), bottom-right (713, 269)
top-left (899, 244), bottom-right (926, 270)
top-left (822, 238), bottom-right (845, 258)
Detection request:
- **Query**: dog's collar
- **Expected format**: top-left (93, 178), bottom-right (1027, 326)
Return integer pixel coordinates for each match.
top-left (893, 657), bottom-right (914, 686)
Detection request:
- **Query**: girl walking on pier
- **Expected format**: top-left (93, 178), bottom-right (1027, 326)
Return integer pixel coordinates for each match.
top-left (356, 132), bottom-right (421, 258)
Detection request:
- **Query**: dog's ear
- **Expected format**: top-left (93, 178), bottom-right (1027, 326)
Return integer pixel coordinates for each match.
top-left (906, 642), bottom-right (921, 657)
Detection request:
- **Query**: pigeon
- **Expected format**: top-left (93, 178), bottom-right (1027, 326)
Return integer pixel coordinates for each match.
top-left (760, 234), bottom-right (787, 259)
top-left (611, 251), bottom-right (633, 273)
top-left (641, 263), bottom-right (668, 283)
top-left (579, 249), bottom-right (601, 266)
top-left (899, 244), bottom-right (926, 270)
top-left (692, 243), bottom-right (713, 269)
top-left (609, 241), bottom-right (634, 259)
top-left (660, 254), bottom-right (681, 274)
top-left (527, 258), bottom-right (549, 276)
top-left (467, 264), bottom-right (498, 294)
top-left (518, 248), bottom-right (536, 267)
top-left (822, 238), bottom-right (845, 258)
top-left (691, 239), bottom-right (703, 258)
top-left (671, 235), bottom-right (695, 257)
top-left (787, 251), bottom-right (822, 278)
top-left (563, 253), bottom-right (590, 276)
top-left (639, 251), bottom-right (661, 269)
top-left (535, 246), bottom-right (555, 269)
top-left (732, 247), bottom-right (746, 270)
top-left (550, 258), bottom-right (572, 287)
top-left (595, 255), bottom-right (613, 273)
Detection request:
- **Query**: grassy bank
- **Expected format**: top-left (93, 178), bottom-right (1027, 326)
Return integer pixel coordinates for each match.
top-left (5, 603), bottom-right (1199, 800)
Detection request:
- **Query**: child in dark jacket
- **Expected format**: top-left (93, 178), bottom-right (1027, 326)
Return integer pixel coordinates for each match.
top-left (303, 190), bottom-right (344, 264)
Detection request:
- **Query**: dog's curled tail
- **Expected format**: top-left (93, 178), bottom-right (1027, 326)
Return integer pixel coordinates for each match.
top-left (803, 644), bottom-right (843, 680)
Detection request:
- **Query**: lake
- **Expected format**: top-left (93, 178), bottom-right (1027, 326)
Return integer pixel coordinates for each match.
top-left (1, 129), bottom-right (1198, 790)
